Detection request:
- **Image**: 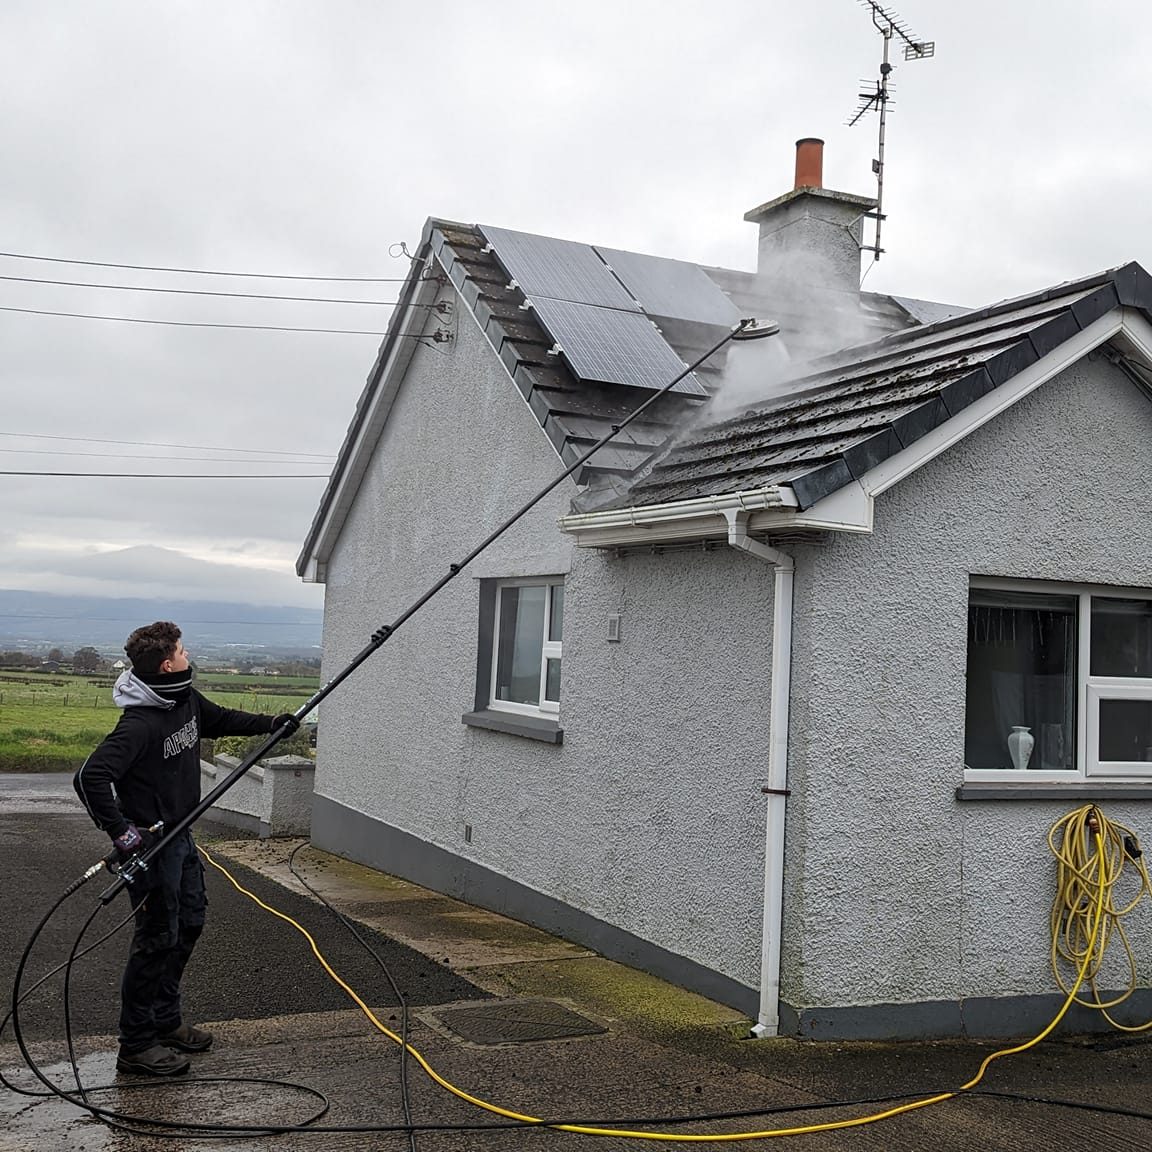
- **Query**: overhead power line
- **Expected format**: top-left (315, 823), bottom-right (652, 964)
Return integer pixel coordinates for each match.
top-left (0, 431), bottom-right (335, 460)
top-left (0, 613), bottom-right (318, 625)
top-left (0, 470), bottom-right (329, 478)
top-left (0, 249), bottom-right (408, 282)
top-left (0, 272), bottom-right (399, 305)
top-left (0, 447), bottom-right (330, 464)
top-left (0, 304), bottom-right (387, 335)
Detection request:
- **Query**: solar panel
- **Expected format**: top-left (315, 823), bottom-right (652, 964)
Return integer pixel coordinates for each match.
top-left (480, 225), bottom-right (640, 312)
top-left (528, 297), bottom-right (706, 396)
top-left (595, 247), bottom-right (742, 328)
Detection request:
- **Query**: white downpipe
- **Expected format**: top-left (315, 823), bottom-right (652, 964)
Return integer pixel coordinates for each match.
top-left (722, 510), bottom-right (793, 1039)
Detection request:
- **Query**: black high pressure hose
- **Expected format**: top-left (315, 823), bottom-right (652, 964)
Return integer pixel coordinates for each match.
top-left (11, 819), bottom-right (1152, 1139)
top-left (99, 317), bottom-right (771, 903)
top-left (10, 313), bottom-right (1152, 1140)
top-left (5, 318), bottom-right (772, 1137)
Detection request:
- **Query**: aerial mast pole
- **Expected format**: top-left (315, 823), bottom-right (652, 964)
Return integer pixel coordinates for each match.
top-left (847, 0), bottom-right (935, 264)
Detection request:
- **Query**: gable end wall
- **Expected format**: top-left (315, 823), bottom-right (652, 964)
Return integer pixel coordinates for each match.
top-left (781, 354), bottom-right (1152, 1033)
top-left (315, 285), bottom-right (778, 1001)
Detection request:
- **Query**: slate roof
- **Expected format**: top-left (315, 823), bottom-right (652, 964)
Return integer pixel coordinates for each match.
top-left (608, 262), bottom-right (1152, 512)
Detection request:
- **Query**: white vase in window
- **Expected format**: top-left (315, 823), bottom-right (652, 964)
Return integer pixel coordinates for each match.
top-left (1008, 726), bottom-right (1035, 770)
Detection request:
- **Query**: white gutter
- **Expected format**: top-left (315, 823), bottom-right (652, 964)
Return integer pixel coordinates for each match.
top-left (558, 486), bottom-right (800, 550)
top-left (722, 510), bottom-right (793, 1039)
top-left (561, 485), bottom-right (797, 533)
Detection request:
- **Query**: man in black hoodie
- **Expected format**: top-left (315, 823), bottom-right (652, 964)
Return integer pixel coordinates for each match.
top-left (74, 621), bottom-right (298, 1077)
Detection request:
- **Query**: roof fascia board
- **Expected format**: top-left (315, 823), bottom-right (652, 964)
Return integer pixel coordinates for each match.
top-left (300, 254), bottom-right (443, 581)
top-left (1111, 308), bottom-right (1152, 366)
top-left (769, 480), bottom-right (873, 533)
top-left (861, 308), bottom-right (1125, 499)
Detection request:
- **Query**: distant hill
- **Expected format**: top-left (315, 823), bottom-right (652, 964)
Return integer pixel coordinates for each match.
top-left (0, 590), bottom-right (322, 659)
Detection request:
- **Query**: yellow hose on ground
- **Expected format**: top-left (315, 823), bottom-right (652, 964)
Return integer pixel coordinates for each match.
top-left (200, 813), bottom-right (1116, 1143)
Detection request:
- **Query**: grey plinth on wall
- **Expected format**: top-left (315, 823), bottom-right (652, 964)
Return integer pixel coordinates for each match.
top-left (199, 754), bottom-right (316, 838)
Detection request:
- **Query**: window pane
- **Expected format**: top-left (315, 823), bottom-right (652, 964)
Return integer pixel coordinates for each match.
top-left (545, 657), bottom-right (561, 702)
top-left (1091, 598), bottom-right (1152, 677)
top-left (965, 591), bottom-right (1077, 770)
top-left (1099, 699), bottom-right (1152, 762)
top-left (494, 586), bottom-right (546, 705)
top-left (549, 584), bottom-right (564, 642)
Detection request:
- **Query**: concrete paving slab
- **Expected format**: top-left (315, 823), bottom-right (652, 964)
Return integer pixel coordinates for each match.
top-left (213, 838), bottom-right (595, 969)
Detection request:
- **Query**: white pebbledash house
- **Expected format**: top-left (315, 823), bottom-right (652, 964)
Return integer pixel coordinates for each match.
top-left (297, 139), bottom-right (1152, 1039)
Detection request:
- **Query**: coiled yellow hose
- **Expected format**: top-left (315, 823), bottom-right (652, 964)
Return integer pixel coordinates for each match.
top-left (1048, 804), bottom-right (1152, 1031)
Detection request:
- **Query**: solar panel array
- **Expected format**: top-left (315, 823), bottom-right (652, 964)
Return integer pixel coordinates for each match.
top-left (528, 297), bottom-right (708, 396)
top-left (480, 226), bottom-right (639, 311)
top-left (480, 224), bottom-right (729, 396)
top-left (594, 248), bottom-right (742, 329)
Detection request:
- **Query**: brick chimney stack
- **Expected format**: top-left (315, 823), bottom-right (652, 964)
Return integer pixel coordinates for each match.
top-left (744, 138), bottom-right (876, 293)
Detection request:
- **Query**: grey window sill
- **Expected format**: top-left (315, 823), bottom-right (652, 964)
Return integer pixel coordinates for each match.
top-left (462, 709), bottom-right (563, 744)
top-left (957, 782), bottom-right (1152, 801)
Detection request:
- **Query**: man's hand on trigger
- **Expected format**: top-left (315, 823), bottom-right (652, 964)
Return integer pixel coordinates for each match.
top-left (273, 713), bottom-right (300, 734)
top-left (113, 824), bottom-right (144, 858)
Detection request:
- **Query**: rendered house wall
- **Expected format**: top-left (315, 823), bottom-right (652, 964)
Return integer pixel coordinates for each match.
top-left (315, 289), bottom-right (776, 999)
top-left (779, 357), bottom-right (1152, 1034)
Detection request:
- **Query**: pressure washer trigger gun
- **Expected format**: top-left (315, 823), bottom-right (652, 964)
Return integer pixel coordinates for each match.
top-left (65, 822), bottom-right (164, 898)
top-left (101, 821), bottom-right (165, 877)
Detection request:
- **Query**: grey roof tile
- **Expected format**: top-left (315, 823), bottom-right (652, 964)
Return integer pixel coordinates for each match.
top-left (890, 397), bottom-right (950, 447)
top-left (790, 459), bottom-right (856, 509)
top-left (938, 367), bottom-right (996, 416)
top-left (1070, 282), bottom-right (1121, 328)
top-left (1113, 261), bottom-right (1152, 307)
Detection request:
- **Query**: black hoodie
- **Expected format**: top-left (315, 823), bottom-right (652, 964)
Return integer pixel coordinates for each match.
top-left (74, 669), bottom-right (277, 840)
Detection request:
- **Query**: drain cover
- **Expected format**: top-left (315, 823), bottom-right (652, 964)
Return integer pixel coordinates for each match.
top-left (431, 999), bottom-right (606, 1045)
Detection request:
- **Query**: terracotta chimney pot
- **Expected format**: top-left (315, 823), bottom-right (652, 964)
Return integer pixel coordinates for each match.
top-left (794, 137), bottom-right (824, 190)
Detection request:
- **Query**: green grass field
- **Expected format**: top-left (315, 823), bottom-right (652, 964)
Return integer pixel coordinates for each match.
top-left (0, 670), bottom-right (319, 772)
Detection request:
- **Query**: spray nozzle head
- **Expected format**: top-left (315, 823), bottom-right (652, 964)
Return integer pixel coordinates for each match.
top-left (731, 319), bottom-right (781, 342)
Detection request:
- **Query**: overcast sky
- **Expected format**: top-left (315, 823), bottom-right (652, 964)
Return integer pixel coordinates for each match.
top-left (2, 0), bottom-right (1149, 616)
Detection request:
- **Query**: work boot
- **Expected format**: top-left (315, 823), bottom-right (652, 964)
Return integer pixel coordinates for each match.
top-left (116, 1044), bottom-right (191, 1077)
top-left (158, 1023), bottom-right (213, 1052)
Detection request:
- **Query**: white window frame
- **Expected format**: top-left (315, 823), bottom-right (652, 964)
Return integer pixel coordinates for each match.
top-left (964, 577), bottom-right (1152, 783)
top-left (488, 578), bottom-right (563, 719)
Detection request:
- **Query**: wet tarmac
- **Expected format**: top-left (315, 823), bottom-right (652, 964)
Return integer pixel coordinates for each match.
top-left (5, 775), bottom-right (1152, 1150)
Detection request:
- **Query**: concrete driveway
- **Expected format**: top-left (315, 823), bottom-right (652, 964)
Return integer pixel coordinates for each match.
top-left (4, 774), bottom-right (1152, 1150)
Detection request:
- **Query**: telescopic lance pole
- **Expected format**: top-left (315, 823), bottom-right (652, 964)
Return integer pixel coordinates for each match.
top-left (101, 316), bottom-right (778, 903)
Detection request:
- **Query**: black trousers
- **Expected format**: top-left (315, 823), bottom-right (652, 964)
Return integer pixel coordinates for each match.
top-left (119, 829), bottom-right (206, 1053)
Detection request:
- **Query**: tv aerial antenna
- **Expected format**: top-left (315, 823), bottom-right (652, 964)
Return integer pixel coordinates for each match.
top-left (847, 0), bottom-right (934, 262)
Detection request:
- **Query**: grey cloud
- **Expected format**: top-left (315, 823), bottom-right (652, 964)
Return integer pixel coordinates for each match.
top-left (2, 0), bottom-right (1151, 607)
top-left (0, 543), bottom-right (321, 608)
